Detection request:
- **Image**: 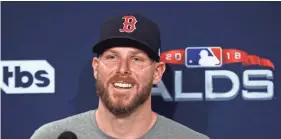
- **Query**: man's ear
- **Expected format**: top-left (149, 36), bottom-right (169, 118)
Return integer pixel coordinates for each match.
top-left (92, 57), bottom-right (100, 79)
top-left (152, 62), bottom-right (166, 85)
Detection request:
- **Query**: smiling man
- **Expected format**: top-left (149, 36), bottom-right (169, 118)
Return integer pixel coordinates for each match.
top-left (31, 14), bottom-right (209, 139)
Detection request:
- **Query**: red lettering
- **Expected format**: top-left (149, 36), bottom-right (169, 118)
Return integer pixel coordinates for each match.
top-left (119, 16), bottom-right (137, 33)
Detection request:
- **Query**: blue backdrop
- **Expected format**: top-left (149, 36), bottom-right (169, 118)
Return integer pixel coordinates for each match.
top-left (1, 2), bottom-right (281, 139)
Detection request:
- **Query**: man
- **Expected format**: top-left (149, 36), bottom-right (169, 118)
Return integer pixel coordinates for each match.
top-left (31, 14), bottom-right (209, 139)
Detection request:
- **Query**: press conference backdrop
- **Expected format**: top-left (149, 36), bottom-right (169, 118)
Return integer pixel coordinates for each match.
top-left (1, 2), bottom-right (281, 139)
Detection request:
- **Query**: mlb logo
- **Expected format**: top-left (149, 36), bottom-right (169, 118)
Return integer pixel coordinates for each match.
top-left (185, 47), bottom-right (222, 68)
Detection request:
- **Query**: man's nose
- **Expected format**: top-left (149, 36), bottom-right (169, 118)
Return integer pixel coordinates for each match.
top-left (116, 59), bottom-right (131, 75)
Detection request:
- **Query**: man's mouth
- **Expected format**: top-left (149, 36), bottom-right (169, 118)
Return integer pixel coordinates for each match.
top-left (113, 82), bottom-right (133, 89)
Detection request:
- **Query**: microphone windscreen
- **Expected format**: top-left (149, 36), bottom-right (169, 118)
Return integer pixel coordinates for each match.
top-left (57, 131), bottom-right (78, 139)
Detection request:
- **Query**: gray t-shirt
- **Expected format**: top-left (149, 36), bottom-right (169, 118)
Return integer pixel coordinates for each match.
top-left (30, 110), bottom-right (209, 139)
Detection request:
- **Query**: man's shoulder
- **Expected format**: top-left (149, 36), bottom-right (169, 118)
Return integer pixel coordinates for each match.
top-left (30, 110), bottom-right (94, 139)
top-left (38, 110), bottom-right (93, 129)
top-left (156, 115), bottom-right (210, 139)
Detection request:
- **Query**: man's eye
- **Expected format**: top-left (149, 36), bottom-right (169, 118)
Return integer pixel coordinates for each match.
top-left (132, 57), bottom-right (142, 62)
top-left (106, 55), bottom-right (117, 59)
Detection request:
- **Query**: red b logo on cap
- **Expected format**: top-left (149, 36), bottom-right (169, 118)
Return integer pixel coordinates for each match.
top-left (119, 16), bottom-right (137, 33)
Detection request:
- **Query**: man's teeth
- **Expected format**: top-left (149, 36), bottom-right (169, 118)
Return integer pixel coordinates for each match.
top-left (113, 82), bottom-right (133, 88)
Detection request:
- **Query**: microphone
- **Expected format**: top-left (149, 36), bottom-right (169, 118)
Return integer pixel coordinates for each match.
top-left (57, 131), bottom-right (78, 139)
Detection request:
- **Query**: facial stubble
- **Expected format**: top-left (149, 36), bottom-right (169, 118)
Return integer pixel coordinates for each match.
top-left (96, 75), bottom-right (153, 117)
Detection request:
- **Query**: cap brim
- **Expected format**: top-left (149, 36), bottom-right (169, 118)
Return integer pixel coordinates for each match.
top-left (92, 36), bottom-right (159, 61)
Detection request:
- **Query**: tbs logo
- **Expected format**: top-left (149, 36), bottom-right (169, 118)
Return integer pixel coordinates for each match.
top-left (1, 60), bottom-right (55, 94)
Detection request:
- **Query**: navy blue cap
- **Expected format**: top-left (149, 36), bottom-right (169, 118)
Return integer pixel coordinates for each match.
top-left (92, 14), bottom-right (161, 62)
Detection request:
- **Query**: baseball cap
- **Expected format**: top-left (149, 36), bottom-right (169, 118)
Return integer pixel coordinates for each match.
top-left (92, 14), bottom-right (161, 62)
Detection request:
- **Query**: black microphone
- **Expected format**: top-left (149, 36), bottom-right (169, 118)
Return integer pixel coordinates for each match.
top-left (57, 131), bottom-right (78, 139)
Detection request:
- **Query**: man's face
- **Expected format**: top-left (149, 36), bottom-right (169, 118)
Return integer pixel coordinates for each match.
top-left (92, 46), bottom-right (165, 116)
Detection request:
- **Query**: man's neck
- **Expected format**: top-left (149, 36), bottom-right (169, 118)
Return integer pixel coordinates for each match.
top-left (95, 98), bottom-right (157, 139)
